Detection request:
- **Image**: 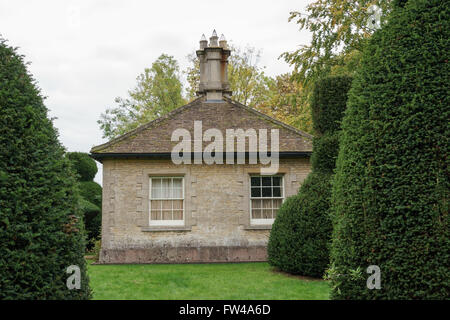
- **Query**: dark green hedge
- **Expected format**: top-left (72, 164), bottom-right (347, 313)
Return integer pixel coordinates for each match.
top-left (310, 133), bottom-right (340, 173)
top-left (66, 152), bottom-right (98, 181)
top-left (0, 38), bottom-right (91, 299)
top-left (268, 172), bottom-right (333, 277)
top-left (69, 163), bottom-right (102, 249)
top-left (329, 0), bottom-right (449, 299)
top-left (268, 75), bottom-right (352, 277)
top-left (79, 198), bottom-right (101, 245)
top-left (79, 181), bottom-right (102, 208)
top-left (311, 76), bottom-right (353, 136)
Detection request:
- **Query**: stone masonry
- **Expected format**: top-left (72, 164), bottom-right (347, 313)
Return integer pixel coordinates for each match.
top-left (99, 158), bottom-right (311, 264)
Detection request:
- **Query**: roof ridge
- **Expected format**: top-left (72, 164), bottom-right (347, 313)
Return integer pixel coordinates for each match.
top-left (91, 96), bottom-right (205, 153)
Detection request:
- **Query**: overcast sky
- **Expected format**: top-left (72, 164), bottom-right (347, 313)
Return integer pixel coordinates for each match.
top-left (0, 0), bottom-right (312, 184)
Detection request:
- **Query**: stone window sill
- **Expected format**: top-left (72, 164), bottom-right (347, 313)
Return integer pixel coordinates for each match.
top-left (141, 226), bottom-right (192, 232)
top-left (244, 225), bottom-right (272, 230)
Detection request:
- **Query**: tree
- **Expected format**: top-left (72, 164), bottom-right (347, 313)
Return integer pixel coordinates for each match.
top-left (329, 0), bottom-right (449, 299)
top-left (268, 76), bottom-right (352, 277)
top-left (255, 73), bottom-right (313, 134)
top-left (0, 38), bottom-right (91, 299)
top-left (66, 152), bottom-right (98, 181)
top-left (66, 152), bottom-right (102, 249)
top-left (282, 0), bottom-right (392, 84)
top-left (98, 54), bottom-right (186, 139)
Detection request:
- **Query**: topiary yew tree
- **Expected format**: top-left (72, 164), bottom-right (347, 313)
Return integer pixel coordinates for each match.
top-left (0, 38), bottom-right (91, 299)
top-left (66, 152), bottom-right (102, 249)
top-left (329, 0), bottom-right (449, 299)
top-left (268, 75), bottom-right (352, 277)
top-left (66, 152), bottom-right (98, 181)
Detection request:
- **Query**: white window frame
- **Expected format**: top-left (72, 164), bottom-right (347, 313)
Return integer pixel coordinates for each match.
top-left (149, 176), bottom-right (185, 226)
top-left (249, 175), bottom-right (284, 225)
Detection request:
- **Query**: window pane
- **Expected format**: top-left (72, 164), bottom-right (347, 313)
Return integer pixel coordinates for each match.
top-left (262, 177), bottom-right (271, 186)
top-left (161, 178), bottom-right (171, 198)
top-left (151, 178), bottom-right (162, 198)
top-left (172, 187), bottom-right (182, 198)
top-left (251, 199), bottom-right (262, 209)
top-left (262, 187), bottom-right (272, 197)
top-left (273, 199), bottom-right (282, 209)
top-left (262, 209), bottom-right (272, 219)
top-left (252, 209), bottom-right (261, 219)
top-left (273, 187), bottom-right (281, 197)
top-left (161, 200), bottom-right (171, 210)
top-left (151, 200), bottom-right (161, 210)
top-left (251, 177), bottom-right (261, 186)
top-left (173, 178), bottom-right (182, 188)
top-left (272, 177), bottom-right (281, 186)
top-left (172, 200), bottom-right (183, 210)
top-left (173, 210), bottom-right (183, 220)
top-left (262, 199), bottom-right (272, 209)
top-left (251, 187), bottom-right (261, 197)
top-left (151, 210), bottom-right (161, 220)
top-left (163, 211), bottom-right (172, 220)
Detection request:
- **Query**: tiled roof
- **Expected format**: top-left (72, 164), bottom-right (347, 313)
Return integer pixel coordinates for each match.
top-left (91, 96), bottom-right (313, 154)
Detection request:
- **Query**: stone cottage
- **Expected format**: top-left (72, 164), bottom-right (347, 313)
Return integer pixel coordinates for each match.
top-left (90, 31), bottom-right (313, 264)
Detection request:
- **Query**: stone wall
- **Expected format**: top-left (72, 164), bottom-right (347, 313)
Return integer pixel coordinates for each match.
top-left (99, 158), bottom-right (311, 263)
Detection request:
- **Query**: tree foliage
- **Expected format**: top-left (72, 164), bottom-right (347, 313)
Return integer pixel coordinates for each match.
top-left (329, 0), bottom-right (449, 299)
top-left (98, 54), bottom-right (186, 139)
top-left (282, 0), bottom-right (392, 84)
top-left (256, 73), bottom-right (313, 133)
top-left (66, 152), bottom-right (98, 181)
top-left (0, 38), bottom-right (91, 299)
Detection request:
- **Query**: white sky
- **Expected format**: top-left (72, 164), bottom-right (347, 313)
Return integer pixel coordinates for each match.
top-left (0, 0), bottom-right (312, 184)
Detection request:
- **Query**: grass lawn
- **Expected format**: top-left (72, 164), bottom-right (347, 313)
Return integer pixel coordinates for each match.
top-left (87, 261), bottom-right (330, 300)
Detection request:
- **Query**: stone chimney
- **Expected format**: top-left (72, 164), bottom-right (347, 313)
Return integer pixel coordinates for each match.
top-left (196, 30), bottom-right (232, 101)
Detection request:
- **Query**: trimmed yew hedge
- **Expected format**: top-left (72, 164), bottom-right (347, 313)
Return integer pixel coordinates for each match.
top-left (268, 172), bottom-right (333, 277)
top-left (0, 38), bottom-right (91, 299)
top-left (329, 0), bottom-right (449, 299)
top-left (66, 153), bottom-right (102, 248)
top-left (66, 152), bottom-right (98, 181)
top-left (268, 76), bottom-right (352, 277)
top-left (311, 76), bottom-right (353, 136)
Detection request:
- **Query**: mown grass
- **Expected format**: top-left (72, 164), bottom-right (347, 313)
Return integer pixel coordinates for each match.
top-left (87, 261), bottom-right (330, 300)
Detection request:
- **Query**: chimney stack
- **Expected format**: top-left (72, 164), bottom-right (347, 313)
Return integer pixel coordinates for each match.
top-left (196, 30), bottom-right (232, 101)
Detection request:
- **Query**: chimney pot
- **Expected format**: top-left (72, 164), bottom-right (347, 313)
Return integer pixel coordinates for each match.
top-left (209, 29), bottom-right (218, 47)
top-left (219, 34), bottom-right (228, 49)
top-left (197, 30), bottom-right (232, 100)
top-left (199, 34), bottom-right (207, 49)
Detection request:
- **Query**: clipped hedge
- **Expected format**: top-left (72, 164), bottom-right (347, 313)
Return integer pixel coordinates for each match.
top-left (311, 76), bottom-right (353, 136)
top-left (66, 152), bottom-right (98, 181)
top-left (79, 181), bottom-right (102, 208)
top-left (79, 198), bottom-right (101, 246)
top-left (310, 133), bottom-right (340, 173)
top-left (268, 75), bottom-right (352, 277)
top-left (329, 0), bottom-right (449, 299)
top-left (65, 156), bottom-right (102, 249)
top-left (268, 172), bottom-right (333, 277)
top-left (0, 38), bottom-right (91, 299)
